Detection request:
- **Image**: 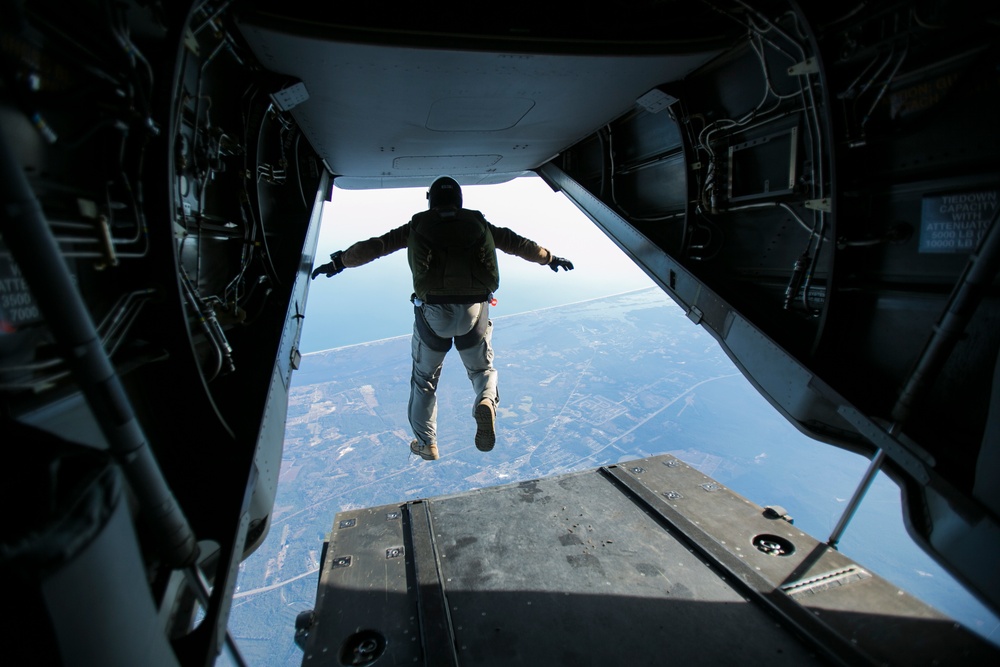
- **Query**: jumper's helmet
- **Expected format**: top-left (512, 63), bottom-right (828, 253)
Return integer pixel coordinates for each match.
top-left (427, 176), bottom-right (462, 209)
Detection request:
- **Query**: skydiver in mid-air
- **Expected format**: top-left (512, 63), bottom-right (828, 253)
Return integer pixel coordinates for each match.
top-left (312, 176), bottom-right (574, 460)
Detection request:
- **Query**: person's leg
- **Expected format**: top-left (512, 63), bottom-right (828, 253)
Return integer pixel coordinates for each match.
top-left (455, 308), bottom-right (498, 409)
top-left (454, 303), bottom-right (498, 451)
top-left (408, 307), bottom-right (450, 458)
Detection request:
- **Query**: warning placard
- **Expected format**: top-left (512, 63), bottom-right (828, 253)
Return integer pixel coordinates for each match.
top-left (919, 190), bottom-right (998, 254)
top-left (0, 256), bottom-right (42, 331)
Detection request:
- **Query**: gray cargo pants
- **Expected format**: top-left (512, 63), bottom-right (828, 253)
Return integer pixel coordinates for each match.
top-left (409, 301), bottom-right (498, 447)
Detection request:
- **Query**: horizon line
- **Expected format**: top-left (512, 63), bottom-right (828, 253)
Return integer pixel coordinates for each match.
top-left (303, 285), bottom-right (666, 357)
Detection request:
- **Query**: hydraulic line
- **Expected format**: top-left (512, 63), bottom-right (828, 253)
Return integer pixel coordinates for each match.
top-left (0, 136), bottom-right (197, 568)
top-left (828, 447), bottom-right (888, 548)
top-left (180, 269), bottom-right (235, 380)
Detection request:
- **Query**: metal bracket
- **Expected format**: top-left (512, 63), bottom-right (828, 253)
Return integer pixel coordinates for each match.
top-left (787, 57), bottom-right (819, 76)
top-left (805, 198), bottom-right (831, 212)
top-left (636, 88), bottom-right (677, 114)
top-left (271, 81), bottom-right (309, 111)
top-left (183, 28), bottom-right (200, 56)
top-left (837, 407), bottom-right (933, 484)
top-left (764, 505), bottom-right (794, 524)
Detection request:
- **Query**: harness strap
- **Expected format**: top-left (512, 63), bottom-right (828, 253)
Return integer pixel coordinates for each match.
top-left (455, 303), bottom-right (489, 351)
top-left (412, 302), bottom-right (490, 352)
top-left (413, 306), bottom-right (453, 353)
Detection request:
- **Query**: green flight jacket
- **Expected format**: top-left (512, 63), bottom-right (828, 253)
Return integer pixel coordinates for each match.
top-left (407, 208), bottom-right (498, 302)
top-left (341, 207), bottom-right (555, 301)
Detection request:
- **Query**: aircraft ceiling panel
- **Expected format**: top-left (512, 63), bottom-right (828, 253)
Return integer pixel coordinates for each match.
top-left (235, 22), bottom-right (721, 187)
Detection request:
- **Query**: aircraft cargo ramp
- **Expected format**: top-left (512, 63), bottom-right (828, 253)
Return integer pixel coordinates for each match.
top-left (298, 454), bottom-right (996, 666)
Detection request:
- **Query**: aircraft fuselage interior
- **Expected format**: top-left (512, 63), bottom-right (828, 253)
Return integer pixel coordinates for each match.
top-left (1, 1), bottom-right (998, 665)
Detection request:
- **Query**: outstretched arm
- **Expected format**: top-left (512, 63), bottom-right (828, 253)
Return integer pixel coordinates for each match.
top-left (310, 223), bottom-right (409, 279)
top-left (490, 223), bottom-right (573, 272)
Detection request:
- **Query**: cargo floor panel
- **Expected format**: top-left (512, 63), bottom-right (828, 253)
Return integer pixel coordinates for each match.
top-left (303, 454), bottom-right (997, 666)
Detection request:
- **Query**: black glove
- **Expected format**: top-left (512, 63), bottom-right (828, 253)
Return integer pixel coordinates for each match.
top-left (549, 256), bottom-right (574, 272)
top-left (311, 250), bottom-right (346, 280)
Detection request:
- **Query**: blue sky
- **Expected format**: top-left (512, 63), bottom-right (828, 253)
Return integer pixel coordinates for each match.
top-left (301, 176), bottom-right (660, 353)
